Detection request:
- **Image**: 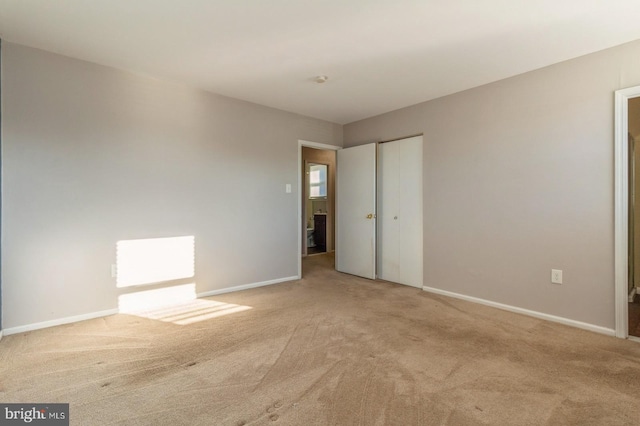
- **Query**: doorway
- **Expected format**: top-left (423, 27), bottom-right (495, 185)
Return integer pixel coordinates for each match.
top-left (627, 97), bottom-right (640, 337)
top-left (297, 141), bottom-right (339, 278)
top-left (614, 85), bottom-right (640, 339)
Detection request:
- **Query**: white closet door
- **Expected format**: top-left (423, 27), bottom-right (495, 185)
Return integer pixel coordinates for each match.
top-left (378, 136), bottom-right (423, 287)
top-left (336, 143), bottom-right (377, 279)
top-left (378, 141), bottom-right (401, 282)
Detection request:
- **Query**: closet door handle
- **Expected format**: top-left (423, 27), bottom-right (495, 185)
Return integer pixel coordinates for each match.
top-left (366, 214), bottom-right (374, 219)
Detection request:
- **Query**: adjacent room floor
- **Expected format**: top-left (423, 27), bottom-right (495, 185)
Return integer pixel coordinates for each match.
top-left (1, 253), bottom-right (640, 425)
top-left (306, 246), bottom-right (325, 255)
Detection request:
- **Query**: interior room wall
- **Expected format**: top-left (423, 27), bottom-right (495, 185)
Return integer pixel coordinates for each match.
top-left (1, 42), bottom-right (342, 331)
top-left (344, 39), bottom-right (640, 331)
top-left (301, 147), bottom-right (336, 252)
top-left (310, 200), bottom-right (328, 215)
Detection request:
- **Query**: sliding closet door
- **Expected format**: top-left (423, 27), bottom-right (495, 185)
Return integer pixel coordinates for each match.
top-left (378, 136), bottom-right (423, 287)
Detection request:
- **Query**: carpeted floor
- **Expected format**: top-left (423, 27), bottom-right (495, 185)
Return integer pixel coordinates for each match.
top-left (2, 253), bottom-right (640, 425)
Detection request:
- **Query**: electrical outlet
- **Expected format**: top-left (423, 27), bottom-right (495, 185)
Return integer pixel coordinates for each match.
top-left (551, 269), bottom-right (562, 284)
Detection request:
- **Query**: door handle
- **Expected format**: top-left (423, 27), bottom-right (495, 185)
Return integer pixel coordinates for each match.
top-left (366, 213), bottom-right (374, 219)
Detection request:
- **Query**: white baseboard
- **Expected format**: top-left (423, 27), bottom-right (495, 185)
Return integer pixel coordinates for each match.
top-left (2, 309), bottom-right (119, 336)
top-left (628, 335), bottom-right (640, 344)
top-left (422, 285), bottom-right (615, 337)
top-left (629, 287), bottom-right (637, 303)
top-left (198, 276), bottom-right (298, 298)
top-left (1, 276), bottom-right (298, 336)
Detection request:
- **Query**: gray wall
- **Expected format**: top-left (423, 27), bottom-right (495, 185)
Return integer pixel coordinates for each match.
top-left (344, 39), bottom-right (640, 330)
top-left (1, 43), bottom-right (342, 330)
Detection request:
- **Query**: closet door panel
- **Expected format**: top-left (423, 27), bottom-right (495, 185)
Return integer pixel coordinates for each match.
top-left (336, 143), bottom-right (377, 279)
top-left (378, 136), bottom-right (423, 288)
top-left (378, 141), bottom-right (401, 283)
top-left (398, 136), bottom-right (423, 287)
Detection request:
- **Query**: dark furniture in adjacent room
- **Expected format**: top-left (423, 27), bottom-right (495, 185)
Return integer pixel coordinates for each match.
top-left (314, 214), bottom-right (326, 252)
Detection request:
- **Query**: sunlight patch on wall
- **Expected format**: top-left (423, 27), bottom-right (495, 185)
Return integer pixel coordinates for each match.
top-left (115, 235), bottom-right (250, 325)
top-left (116, 236), bottom-right (195, 287)
top-left (118, 286), bottom-right (252, 325)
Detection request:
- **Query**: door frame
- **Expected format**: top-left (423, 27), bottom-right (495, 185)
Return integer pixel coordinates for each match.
top-left (297, 140), bottom-right (340, 279)
top-left (614, 85), bottom-right (640, 338)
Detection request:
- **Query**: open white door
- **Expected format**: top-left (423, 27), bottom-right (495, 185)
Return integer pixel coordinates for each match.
top-left (336, 143), bottom-right (377, 279)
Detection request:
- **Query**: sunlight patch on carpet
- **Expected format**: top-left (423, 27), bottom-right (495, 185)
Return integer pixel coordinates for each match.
top-left (118, 284), bottom-right (252, 325)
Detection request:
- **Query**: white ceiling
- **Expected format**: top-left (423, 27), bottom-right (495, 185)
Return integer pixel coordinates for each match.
top-left (2, 1), bottom-right (640, 124)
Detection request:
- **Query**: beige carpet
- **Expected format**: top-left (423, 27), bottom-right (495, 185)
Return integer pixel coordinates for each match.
top-left (2, 253), bottom-right (640, 425)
